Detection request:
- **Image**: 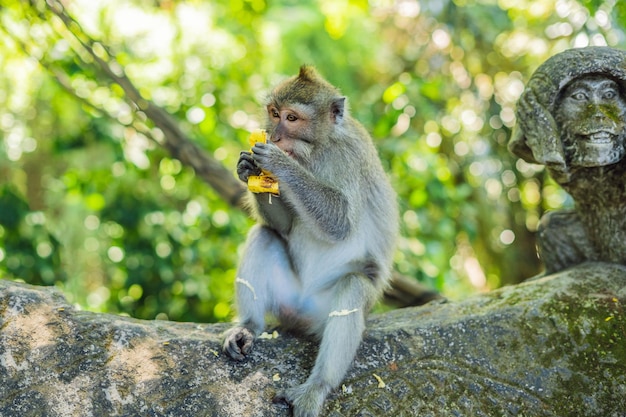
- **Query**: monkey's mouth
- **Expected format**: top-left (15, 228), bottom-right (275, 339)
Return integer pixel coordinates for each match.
top-left (580, 131), bottom-right (616, 144)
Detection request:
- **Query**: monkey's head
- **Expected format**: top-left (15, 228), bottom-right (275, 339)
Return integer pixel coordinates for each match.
top-left (265, 66), bottom-right (347, 162)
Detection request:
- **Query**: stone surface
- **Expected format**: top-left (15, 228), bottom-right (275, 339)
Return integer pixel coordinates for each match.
top-left (1, 262), bottom-right (625, 416)
top-left (509, 46), bottom-right (626, 274)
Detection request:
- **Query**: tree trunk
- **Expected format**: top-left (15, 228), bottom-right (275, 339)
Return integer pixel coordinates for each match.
top-left (1, 262), bottom-right (624, 416)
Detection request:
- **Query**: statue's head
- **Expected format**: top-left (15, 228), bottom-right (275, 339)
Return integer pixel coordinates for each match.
top-left (509, 47), bottom-right (626, 183)
top-left (555, 74), bottom-right (626, 167)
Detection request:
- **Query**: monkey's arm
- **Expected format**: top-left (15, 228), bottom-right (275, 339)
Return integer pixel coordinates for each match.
top-left (251, 143), bottom-right (352, 241)
top-left (237, 151), bottom-right (294, 235)
top-left (254, 193), bottom-right (293, 236)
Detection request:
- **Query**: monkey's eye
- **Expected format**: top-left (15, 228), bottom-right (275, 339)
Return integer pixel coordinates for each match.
top-left (270, 108), bottom-right (280, 118)
top-left (286, 114), bottom-right (298, 122)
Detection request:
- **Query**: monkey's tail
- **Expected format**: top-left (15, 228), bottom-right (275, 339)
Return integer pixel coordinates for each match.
top-left (383, 272), bottom-right (445, 308)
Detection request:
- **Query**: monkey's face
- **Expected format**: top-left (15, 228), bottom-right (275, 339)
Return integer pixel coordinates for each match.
top-left (555, 75), bottom-right (626, 167)
top-left (265, 103), bottom-right (317, 162)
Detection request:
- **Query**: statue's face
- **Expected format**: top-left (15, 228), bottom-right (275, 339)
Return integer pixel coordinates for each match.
top-left (555, 75), bottom-right (626, 167)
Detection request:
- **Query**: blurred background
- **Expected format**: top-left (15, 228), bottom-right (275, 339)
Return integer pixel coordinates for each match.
top-left (1, 0), bottom-right (625, 322)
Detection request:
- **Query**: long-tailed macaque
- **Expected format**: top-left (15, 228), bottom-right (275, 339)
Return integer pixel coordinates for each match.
top-left (223, 66), bottom-right (398, 417)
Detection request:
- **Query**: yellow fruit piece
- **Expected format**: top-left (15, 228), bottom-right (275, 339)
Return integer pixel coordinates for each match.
top-left (248, 129), bottom-right (268, 148)
top-left (247, 129), bottom-right (279, 195)
top-left (248, 176), bottom-right (280, 194)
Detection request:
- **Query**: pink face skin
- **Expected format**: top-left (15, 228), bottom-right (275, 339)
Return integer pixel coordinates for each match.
top-left (266, 103), bottom-right (316, 161)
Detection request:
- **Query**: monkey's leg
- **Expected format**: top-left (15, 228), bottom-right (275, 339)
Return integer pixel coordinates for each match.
top-left (275, 273), bottom-right (375, 417)
top-left (223, 225), bottom-right (297, 361)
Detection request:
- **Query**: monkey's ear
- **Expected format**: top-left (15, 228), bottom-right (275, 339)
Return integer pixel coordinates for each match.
top-left (331, 97), bottom-right (346, 123)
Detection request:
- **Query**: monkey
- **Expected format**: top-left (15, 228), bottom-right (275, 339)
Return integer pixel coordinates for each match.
top-left (222, 66), bottom-right (398, 417)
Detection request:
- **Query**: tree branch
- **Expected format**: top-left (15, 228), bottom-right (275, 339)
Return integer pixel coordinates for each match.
top-left (44, 0), bottom-right (249, 211)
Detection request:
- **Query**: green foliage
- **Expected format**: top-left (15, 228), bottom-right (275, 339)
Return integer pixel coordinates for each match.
top-left (0, 186), bottom-right (64, 285)
top-left (0, 0), bottom-right (624, 321)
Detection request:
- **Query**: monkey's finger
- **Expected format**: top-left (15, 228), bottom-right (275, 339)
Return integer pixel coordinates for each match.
top-left (224, 337), bottom-right (246, 361)
top-left (233, 327), bottom-right (255, 356)
top-left (238, 152), bottom-right (258, 166)
top-left (251, 144), bottom-right (284, 169)
top-left (237, 158), bottom-right (259, 171)
top-left (237, 158), bottom-right (261, 182)
top-left (251, 142), bottom-right (273, 155)
top-left (226, 347), bottom-right (245, 361)
top-left (239, 151), bottom-right (261, 166)
top-left (240, 337), bottom-right (254, 355)
top-left (239, 150), bottom-right (255, 162)
top-left (237, 167), bottom-right (261, 182)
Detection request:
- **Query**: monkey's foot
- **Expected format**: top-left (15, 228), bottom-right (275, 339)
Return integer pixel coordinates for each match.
top-left (273, 381), bottom-right (331, 417)
top-left (222, 326), bottom-right (255, 361)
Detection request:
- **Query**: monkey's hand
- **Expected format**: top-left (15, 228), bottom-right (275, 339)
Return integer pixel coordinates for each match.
top-left (222, 326), bottom-right (255, 361)
top-left (251, 142), bottom-right (294, 176)
top-left (237, 151), bottom-right (262, 182)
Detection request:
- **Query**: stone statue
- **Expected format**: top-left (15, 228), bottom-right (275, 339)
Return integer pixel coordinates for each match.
top-left (509, 46), bottom-right (626, 274)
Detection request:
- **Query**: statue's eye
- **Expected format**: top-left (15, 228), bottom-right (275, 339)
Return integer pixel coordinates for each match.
top-left (603, 89), bottom-right (617, 100)
top-left (572, 92), bottom-right (587, 101)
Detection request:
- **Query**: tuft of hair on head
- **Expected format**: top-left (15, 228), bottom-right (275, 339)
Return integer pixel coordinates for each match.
top-left (297, 65), bottom-right (320, 82)
top-left (291, 65), bottom-right (339, 95)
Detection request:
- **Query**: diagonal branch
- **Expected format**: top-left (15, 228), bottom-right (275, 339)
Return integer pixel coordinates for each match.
top-left (43, 0), bottom-right (248, 211)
